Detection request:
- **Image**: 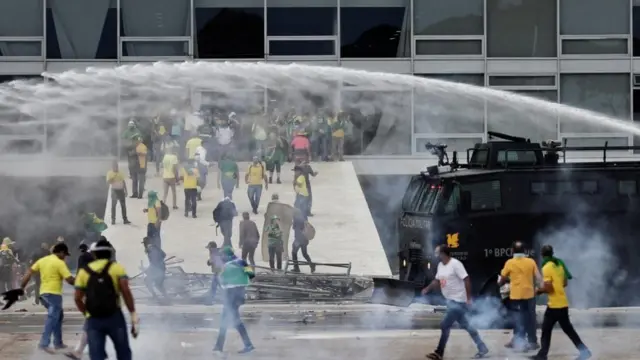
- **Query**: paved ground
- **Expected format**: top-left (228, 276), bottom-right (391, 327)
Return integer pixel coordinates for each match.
top-left (103, 161), bottom-right (389, 277)
top-left (1, 326), bottom-right (640, 359)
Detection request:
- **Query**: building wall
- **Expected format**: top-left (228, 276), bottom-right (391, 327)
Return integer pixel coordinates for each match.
top-left (1, 0), bottom-right (640, 156)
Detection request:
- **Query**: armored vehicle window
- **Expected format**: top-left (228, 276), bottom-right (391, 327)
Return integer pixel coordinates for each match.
top-left (444, 184), bottom-right (460, 214)
top-left (469, 149), bottom-right (488, 166)
top-left (417, 184), bottom-right (442, 214)
top-left (497, 150), bottom-right (537, 165)
top-left (618, 180), bottom-right (637, 196)
top-left (402, 177), bottom-right (427, 212)
top-left (462, 180), bottom-right (501, 211)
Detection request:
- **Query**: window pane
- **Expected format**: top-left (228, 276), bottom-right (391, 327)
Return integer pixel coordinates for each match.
top-left (121, 41), bottom-right (189, 57)
top-left (269, 40), bottom-right (335, 56)
top-left (560, 74), bottom-right (631, 133)
top-left (0, 1), bottom-right (43, 36)
top-left (561, 0), bottom-right (629, 35)
top-left (195, 0), bottom-right (264, 59)
top-left (489, 76), bottom-right (556, 87)
top-left (488, 90), bottom-right (558, 142)
top-left (0, 0), bottom-right (43, 56)
top-left (562, 39), bottom-right (628, 55)
top-left (413, 0), bottom-right (483, 36)
top-left (415, 137), bottom-right (482, 154)
top-left (561, 137), bottom-right (628, 147)
top-left (415, 40), bottom-right (482, 56)
top-left (341, 90), bottom-right (412, 155)
top-left (634, 88), bottom-right (640, 152)
top-left (121, 0), bottom-right (190, 37)
top-left (267, 0), bottom-right (337, 36)
top-left (487, 0), bottom-right (557, 57)
top-left (0, 42), bottom-right (41, 57)
top-left (46, 0), bottom-right (117, 59)
top-left (340, 0), bottom-right (411, 58)
top-left (414, 74), bottom-right (485, 133)
top-left (634, 3), bottom-right (640, 56)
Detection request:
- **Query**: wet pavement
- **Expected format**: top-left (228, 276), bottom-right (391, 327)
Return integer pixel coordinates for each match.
top-left (2, 326), bottom-right (640, 359)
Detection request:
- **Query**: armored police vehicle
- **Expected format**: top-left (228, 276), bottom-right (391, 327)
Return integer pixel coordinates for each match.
top-left (373, 132), bottom-right (640, 310)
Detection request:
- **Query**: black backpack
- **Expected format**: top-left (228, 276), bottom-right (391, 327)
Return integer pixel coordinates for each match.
top-left (159, 201), bottom-right (170, 221)
top-left (84, 262), bottom-right (119, 318)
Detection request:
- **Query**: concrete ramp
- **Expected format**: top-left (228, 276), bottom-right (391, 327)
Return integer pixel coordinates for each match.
top-left (104, 161), bottom-right (390, 277)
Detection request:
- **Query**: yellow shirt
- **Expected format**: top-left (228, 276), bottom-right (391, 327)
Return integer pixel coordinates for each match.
top-left (246, 164), bottom-right (265, 185)
top-left (106, 170), bottom-right (126, 190)
top-left (136, 143), bottom-right (148, 169)
top-left (185, 138), bottom-right (202, 159)
top-left (328, 117), bottom-right (345, 138)
top-left (500, 256), bottom-right (538, 300)
top-left (295, 175), bottom-right (309, 197)
top-left (162, 154), bottom-right (179, 179)
top-left (542, 262), bottom-right (569, 309)
top-left (74, 259), bottom-right (128, 313)
top-left (148, 200), bottom-right (161, 224)
top-left (181, 167), bottom-right (200, 189)
top-left (31, 254), bottom-right (72, 295)
top-left (158, 125), bottom-right (166, 136)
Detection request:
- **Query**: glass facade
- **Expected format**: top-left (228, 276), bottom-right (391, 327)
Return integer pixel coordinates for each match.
top-left (1, 0), bottom-right (640, 156)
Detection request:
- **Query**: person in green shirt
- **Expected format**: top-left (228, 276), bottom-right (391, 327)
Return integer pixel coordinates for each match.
top-left (218, 152), bottom-right (239, 200)
top-left (264, 132), bottom-right (285, 184)
top-left (82, 212), bottom-right (108, 244)
top-left (265, 216), bottom-right (283, 270)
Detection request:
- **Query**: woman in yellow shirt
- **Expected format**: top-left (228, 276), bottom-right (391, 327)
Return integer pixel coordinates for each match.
top-left (293, 166), bottom-right (309, 219)
top-left (143, 191), bottom-right (163, 248)
top-left (180, 161), bottom-right (200, 218)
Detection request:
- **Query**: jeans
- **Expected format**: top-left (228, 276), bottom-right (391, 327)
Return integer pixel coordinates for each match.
top-left (147, 223), bottom-right (161, 249)
top-left (184, 188), bottom-right (198, 216)
top-left (294, 194), bottom-right (309, 220)
top-left (537, 307), bottom-right (589, 359)
top-left (247, 185), bottom-right (263, 212)
top-left (39, 293), bottom-right (63, 349)
top-left (435, 300), bottom-right (487, 357)
top-left (214, 287), bottom-right (253, 351)
top-left (291, 242), bottom-right (312, 270)
top-left (511, 298), bottom-right (538, 347)
top-left (86, 310), bottom-right (132, 360)
top-left (110, 189), bottom-right (128, 222)
top-left (210, 275), bottom-right (219, 302)
top-left (312, 133), bottom-right (329, 160)
top-left (221, 177), bottom-right (235, 200)
top-left (219, 220), bottom-right (232, 248)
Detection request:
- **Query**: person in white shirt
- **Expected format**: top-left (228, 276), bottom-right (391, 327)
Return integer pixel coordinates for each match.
top-left (422, 245), bottom-right (489, 360)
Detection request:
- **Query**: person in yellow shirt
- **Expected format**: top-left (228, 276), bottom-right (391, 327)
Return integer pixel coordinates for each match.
top-left (161, 148), bottom-right (179, 210)
top-left (106, 160), bottom-right (130, 225)
top-left (498, 242), bottom-right (540, 352)
top-left (532, 245), bottom-right (591, 360)
top-left (245, 156), bottom-right (268, 214)
top-left (185, 134), bottom-right (203, 160)
top-left (18, 243), bottom-right (74, 354)
top-left (73, 239), bottom-right (138, 360)
top-left (329, 111), bottom-right (346, 161)
top-left (131, 136), bottom-right (148, 199)
top-left (143, 190), bottom-right (163, 249)
top-left (293, 166), bottom-right (309, 220)
top-left (181, 160), bottom-right (200, 218)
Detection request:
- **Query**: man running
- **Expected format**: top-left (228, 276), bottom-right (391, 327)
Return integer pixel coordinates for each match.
top-left (529, 245), bottom-right (591, 360)
top-left (213, 247), bottom-right (255, 355)
top-left (422, 245), bottom-right (489, 359)
top-left (18, 243), bottom-right (75, 354)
